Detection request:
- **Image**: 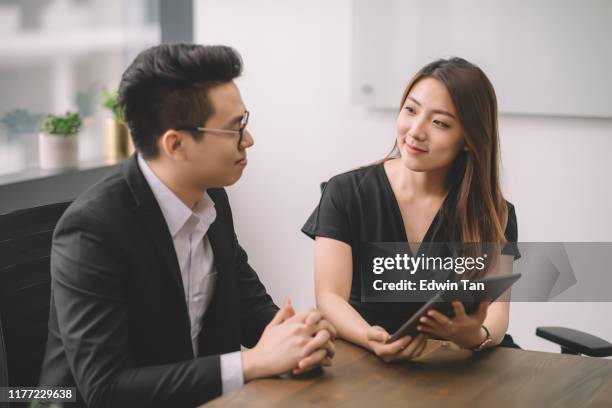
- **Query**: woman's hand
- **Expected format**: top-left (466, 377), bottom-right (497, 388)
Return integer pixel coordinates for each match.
top-left (366, 325), bottom-right (428, 362)
top-left (416, 301), bottom-right (490, 349)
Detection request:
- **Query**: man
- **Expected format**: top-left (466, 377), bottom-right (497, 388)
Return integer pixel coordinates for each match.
top-left (39, 44), bottom-right (335, 407)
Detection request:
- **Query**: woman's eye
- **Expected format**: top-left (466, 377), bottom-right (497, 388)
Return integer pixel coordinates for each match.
top-left (433, 120), bottom-right (450, 129)
top-left (404, 106), bottom-right (416, 114)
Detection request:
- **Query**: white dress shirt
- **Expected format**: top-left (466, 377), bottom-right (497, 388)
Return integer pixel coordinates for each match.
top-left (137, 155), bottom-right (244, 394)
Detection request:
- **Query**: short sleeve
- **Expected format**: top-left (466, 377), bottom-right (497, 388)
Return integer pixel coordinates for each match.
top-left (502, 202), bottom-right (521, 260)
top-left (301, 176), bottom-right (353, 246)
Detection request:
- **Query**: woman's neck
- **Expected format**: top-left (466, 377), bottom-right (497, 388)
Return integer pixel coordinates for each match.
top-left (386, 158), bottom-right (449, 201)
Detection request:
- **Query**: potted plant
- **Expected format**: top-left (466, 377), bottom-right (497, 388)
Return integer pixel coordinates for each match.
top-left (39, 111), bottom-right (82, 169)
top-left (0, 109), bottom-right (43, 168)
top-left (102, 88), bottom-right (132, 160)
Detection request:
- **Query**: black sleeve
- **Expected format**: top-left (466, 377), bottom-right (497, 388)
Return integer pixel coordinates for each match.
top-left (235, 237), bottom-right (279, 348)
top-left (50, 210), bottom-right (222, 408)
top-left (502, 202), bottom-right (521, 260)
top-left (301, 176), bottom-right (353, 246)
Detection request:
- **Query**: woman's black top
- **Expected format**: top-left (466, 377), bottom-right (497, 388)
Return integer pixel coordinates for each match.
top-left (302, 163), bottom-right (519, 334)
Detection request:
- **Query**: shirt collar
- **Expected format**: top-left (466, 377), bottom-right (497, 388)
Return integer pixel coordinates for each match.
top-left (137, 154), bottom-right (216, 238)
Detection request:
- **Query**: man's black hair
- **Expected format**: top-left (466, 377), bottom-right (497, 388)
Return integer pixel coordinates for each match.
top-left (117, 43), bottom-right (243, 158)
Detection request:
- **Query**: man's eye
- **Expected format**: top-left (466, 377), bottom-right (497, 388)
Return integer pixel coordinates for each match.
top-left (433, 120), bottom-right (450, 129)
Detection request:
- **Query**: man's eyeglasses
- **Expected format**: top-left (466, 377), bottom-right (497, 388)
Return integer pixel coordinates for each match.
top-left (178, 110), bottom-right (250, 145)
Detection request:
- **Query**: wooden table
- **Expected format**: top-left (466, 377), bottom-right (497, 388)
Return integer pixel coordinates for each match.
top-left (203, 340), bottom-right (612, 407)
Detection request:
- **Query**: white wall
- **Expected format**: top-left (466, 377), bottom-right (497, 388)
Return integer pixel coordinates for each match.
top-left (194, 0), bottom-right (612, 353)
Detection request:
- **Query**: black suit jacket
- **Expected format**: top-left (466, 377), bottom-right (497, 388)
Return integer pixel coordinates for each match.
top-left (39, 155), bottom-right (279, 407)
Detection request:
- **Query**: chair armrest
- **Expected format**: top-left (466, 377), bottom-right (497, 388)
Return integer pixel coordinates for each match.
top-left (536, 326), bottom-right (612, 357)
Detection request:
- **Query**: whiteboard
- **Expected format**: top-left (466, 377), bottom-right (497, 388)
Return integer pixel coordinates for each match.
top-left (351, 0), bottom-right (612, 118)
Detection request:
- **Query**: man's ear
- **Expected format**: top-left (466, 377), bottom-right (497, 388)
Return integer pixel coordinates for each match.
top-left (158, 130), bottom-right (188, 160)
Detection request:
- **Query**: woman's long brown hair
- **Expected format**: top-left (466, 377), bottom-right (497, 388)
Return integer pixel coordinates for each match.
top-left (387, 57), bottom-right (508, 251)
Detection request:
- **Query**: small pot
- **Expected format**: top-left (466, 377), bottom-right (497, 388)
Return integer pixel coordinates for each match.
top-left (104, 119), bottom-right (131, 160)
top-left (39, 132), bottom-right (78, 170)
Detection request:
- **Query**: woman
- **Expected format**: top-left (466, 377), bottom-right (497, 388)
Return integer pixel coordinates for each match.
top-left (302, 57), bottom-right (519, 362)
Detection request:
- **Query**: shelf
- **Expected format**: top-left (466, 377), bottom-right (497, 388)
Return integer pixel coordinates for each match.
top-left (0, 157), bottom-right (123, 215)
top-left (0, 157), bottom-right (120, 186)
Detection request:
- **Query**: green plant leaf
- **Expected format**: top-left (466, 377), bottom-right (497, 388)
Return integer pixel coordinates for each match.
top-left (101, 88), bottom-right (124, 121)
top-left (41, 111), bottom-right (82, 135)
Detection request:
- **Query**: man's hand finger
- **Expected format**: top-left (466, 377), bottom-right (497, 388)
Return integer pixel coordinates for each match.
top-left (305, 310), bottom-right (322, 326)
top-left (292, 356), bottom-right (332, 376)
top-left (287, 307), bottom-right (318, 324)
top-left (315, 319), bottom-right (337, 340)
top-left (269, 302), bottom-right (295, 326)
top-left (295, 355), bottom-right (333, 375)
top-left (301, 329), bottom-right (331, 358)
top-left (298, 348), bottom-right (327, 370)
top-left (323, 339), bottom-right (335, 359)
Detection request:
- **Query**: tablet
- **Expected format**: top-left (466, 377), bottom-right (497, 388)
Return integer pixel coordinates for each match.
top-left (386, 274), bottom-right (522, 343)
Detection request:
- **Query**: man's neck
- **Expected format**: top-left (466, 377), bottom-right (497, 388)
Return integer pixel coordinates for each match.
top-left (145, 158), bottom-right (203, 209)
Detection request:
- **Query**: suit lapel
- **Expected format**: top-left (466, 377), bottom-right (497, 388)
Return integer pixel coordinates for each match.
top-left (122, 155), bottom-right (186, 302)
top-left (204, 208), bottom-right (231, 315)
top-left (135, 208), bottom-right (185, 295)
top-left (198, 190), bottom-right (241, 354)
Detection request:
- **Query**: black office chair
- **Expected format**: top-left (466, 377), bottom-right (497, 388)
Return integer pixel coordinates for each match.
top-left (0, 202), bottom-right (71, 394)
top-left (536, 327), bottom-right (612, 357)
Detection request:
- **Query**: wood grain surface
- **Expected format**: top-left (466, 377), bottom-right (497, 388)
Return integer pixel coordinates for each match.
top-left (202, 340), bottom-right (612, 408)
